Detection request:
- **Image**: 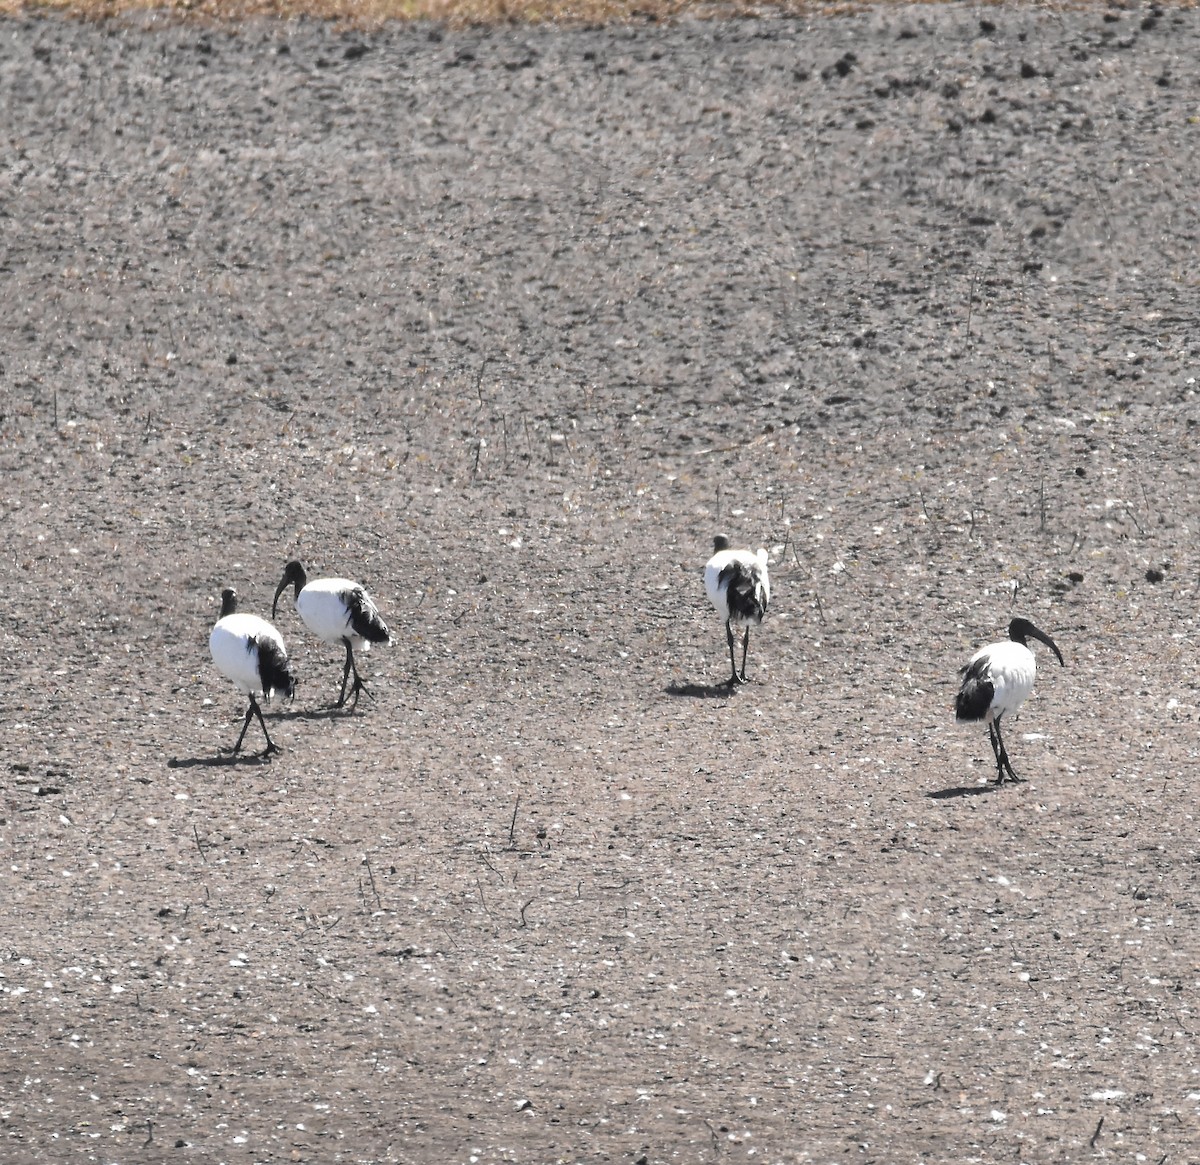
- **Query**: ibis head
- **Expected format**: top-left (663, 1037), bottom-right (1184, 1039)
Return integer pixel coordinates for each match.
top-left (1007, 617), bottom-right (1064, 667)
top-left (272, 560), bottom-right (308, 620)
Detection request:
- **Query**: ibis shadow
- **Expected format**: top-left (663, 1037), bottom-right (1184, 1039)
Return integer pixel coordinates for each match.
top-left (665, 679), bottom-right (738, 700)
top-left (276, 705), bottom-right (348, 722)
top-left (926, 783), bottom-right (1003, 800)
top-left (167, 752), bottom-right (275, 769)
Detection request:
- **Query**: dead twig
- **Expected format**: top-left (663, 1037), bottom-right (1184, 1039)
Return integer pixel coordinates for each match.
top-left (474, 876), bottom-right (496, 920)
top-left (362, 855), bottom-right (382, 911)
top-left (1138, 471), bottom-right (1154, 527)
top-left (475, 358), bottom-right (489, 409)
top-left (507, 795), bottom-right (520, 850)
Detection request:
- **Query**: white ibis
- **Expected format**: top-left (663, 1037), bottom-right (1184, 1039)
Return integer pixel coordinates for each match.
top-left (208, 588), bottom-right (296, 757)
top-left (704, 535), bottom-right (771, 686)
top-left (272, 560), bottom-right (392, 708)
top-left (955, 617), bottom-right (1065, 783)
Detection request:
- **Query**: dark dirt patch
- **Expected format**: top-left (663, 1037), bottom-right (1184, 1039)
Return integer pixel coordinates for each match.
top-left (4, 6), bottom-right (1200, 1163)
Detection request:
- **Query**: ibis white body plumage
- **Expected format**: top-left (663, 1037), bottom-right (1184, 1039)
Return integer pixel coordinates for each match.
top-left (209, 589), bottom-right (296, 756)
top-left (955, 617), bottom-right (1064, 783)
top-left (273, 560), bottom-right (392, 708)
top-left (704, 535), bottom-right (771, 686)
top-left (962, 640), bottom-right (1036, 723)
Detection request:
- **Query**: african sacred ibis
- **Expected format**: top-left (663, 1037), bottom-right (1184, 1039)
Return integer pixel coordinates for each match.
top-left (704, 535), bottom-right (771, 686)
top-left (955, 617), bottom-right (1064, 783)
top-left (272, 560), bottom-right (392, 708)
top-left (208, 588), bottom-right (296, 757)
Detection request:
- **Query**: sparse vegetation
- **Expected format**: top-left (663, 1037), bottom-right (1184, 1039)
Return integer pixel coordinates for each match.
top-left (1, 0), bottom-right (820, 25)
top-left (6, 0), bottom-right (1180, 30)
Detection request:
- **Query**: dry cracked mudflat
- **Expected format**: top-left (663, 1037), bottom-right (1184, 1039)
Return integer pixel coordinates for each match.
top-left (3, 4), bottom-right (1200, 1162)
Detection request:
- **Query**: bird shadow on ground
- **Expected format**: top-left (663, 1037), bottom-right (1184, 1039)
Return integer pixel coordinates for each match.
top-left (167, 752), bottom-right (274, 769)
top-left (276, 706), bottom-right (346, 722)
top-left (926, 782), bottom-right (1003, 800)
top-left (665, 680), bottom-right (736, 699)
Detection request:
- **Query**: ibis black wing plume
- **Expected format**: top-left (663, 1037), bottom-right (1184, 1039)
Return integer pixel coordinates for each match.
top-left (955, 656), bottom-right (994, 721)
top-left (344, 586), bottom-right (392, 644)
top-left (255, 635), bottom-right (297, 701)
top-left (718, 560), bottom-right (768, 624)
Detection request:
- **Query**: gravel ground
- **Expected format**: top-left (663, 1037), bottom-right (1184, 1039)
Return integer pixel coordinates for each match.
top-left (4, 4), bottom-right (1200, 1162)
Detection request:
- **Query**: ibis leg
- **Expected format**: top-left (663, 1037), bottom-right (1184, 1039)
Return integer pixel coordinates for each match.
top-left (336, 645), bottom-right (353, 706)
top-left (991, 718), bottom-right (1019, 783)
top-left (337, 640), bottom-right (373, 709)
top-left (985, 722), bottom-right (999, 778)
top-left (232, 701), bottom-right (256, 754)
top-left (739, 627), bottom-right (751, 683)
top-left (725, 620), bottom-right (742, 686)
top-left (234, 695), bottom-right (278, 757)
